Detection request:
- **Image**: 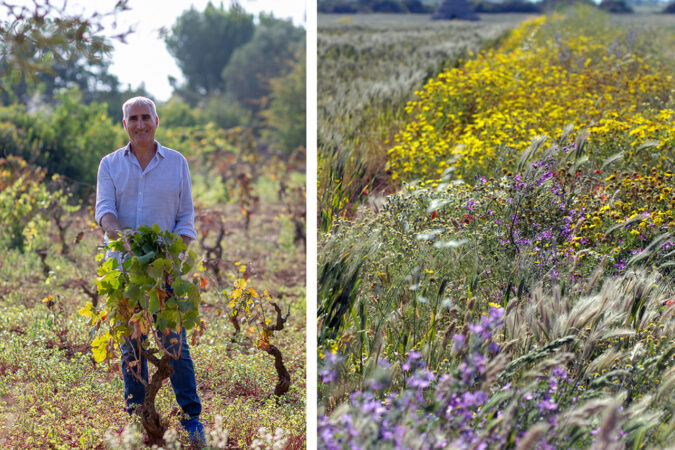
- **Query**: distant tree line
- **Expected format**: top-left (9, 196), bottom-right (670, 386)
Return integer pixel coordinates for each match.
top-left (162, 3), bottom-right (306, 151)
top-left (319, 0), bottom-right (675, 14)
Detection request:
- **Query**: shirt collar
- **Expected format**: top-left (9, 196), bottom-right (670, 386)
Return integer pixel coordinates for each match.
top-left (123, 141), bottom-right (165, 158)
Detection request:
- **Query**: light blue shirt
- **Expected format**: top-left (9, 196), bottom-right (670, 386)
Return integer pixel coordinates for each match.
top-left (95, 142), bottom-right (196, 240)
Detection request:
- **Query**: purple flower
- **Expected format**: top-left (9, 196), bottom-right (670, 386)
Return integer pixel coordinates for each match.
top-left (452, 333), bottom-right (466, 350)
top-left (488, 306), bottom-right (505, 322)
top-left (320, 367), bottom-right (338, 383)
top-left (402, 351), bottom-right (422, 371)
top-left (468, 322), bottom-right (485, 335)
top-left (408, 369), bottom-right (435, 389)
top-left (320, 352), bottom-right (344, 383)
top-left (552, 366), bottom-right (567, 379)
top-left (539, 399), bottom-right (557, 413)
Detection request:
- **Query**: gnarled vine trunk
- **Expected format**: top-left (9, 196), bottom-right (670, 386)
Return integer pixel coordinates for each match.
top-left (265, 302), bottom-right (291, 397)
top-left (138, 350), bottom-right (174, 445)
top-left (265, 343), bottom-right (290, 396)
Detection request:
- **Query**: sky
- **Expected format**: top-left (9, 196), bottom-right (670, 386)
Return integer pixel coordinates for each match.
top-left (4, 0), bottom-right (307, 102)
top-left (107, 0), bottom-right (307, 101)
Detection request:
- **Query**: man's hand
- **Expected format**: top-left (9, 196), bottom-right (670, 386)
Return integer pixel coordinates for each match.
top-left (100, 213), bottom-right (134, 254)
top-left (119, 229), bottom-right (135, 254)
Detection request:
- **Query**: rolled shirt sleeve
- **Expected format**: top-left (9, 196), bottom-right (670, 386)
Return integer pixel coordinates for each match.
top-left (173, 157), bottom-right (197, 240)
top-left (95, 157), bottom-right (118, 226)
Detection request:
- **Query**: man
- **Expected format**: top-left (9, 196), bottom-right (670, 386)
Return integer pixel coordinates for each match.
top-left (95, 96), bottom-right (205, 443)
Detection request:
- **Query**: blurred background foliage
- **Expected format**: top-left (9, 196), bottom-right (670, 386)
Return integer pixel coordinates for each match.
top-left (0, 0), bottom-right (307, 256)
top-left (0, 1), bottom-right (306, 213)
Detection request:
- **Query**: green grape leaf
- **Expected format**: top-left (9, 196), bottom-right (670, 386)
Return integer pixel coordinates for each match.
top-left (166, 296), bottom-right (178, 309)
top-left (136, 251), bottom-right (156, 266)
top-left (148, 289), bottom-right (161, 314)
top-left (169, 238), bottom-right (186, 258)
top-left (147, 258), bottom-right (170, 279)
top-left (171, 278), bottom-right (192, 297)
top-left (156, 315), bottom-right (168, 334)
top-left (124, 284), bottom-right (143, 306)
top-left (182, 308), bottom-right (199, 330)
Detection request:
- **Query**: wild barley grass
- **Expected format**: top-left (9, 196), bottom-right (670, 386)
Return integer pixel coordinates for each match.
top-left (320, 272), bottom-right (674, 448)
top-left (318, 14), bottom-right (528, 229)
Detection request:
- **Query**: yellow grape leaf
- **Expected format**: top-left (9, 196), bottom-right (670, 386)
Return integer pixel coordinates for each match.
top-left (91, 332), bottom-right (111, 363)
top-left (256, 330), bottom-right (271, 351)
top-left (78, 302), bottom-right (94, 318)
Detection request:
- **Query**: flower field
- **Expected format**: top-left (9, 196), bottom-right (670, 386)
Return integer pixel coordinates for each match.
top-left (318, 13), bottom-right (529, 230)
top-left (318, 7), bottom-right (674, 449)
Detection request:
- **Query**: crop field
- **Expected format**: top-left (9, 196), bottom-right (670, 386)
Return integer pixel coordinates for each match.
top-left (318, 7), bottom-right (674, 449)
top-left (318, 13), bottom-right (531, 230)
top-left (0, 127), bottom-right (306, 448)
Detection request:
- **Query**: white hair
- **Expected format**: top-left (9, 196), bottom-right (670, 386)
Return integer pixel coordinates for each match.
top-left (122, 96), bottom-right (158, 121)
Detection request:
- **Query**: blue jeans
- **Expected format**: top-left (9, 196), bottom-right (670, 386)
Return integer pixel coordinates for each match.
top-left (121, 326), bottom-right (202, 420)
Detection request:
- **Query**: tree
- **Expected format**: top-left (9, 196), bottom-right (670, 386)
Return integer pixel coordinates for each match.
top-left (164, 2), bottom-right (254, 98)
top-left (262, 47), bottom-right (306, 154)
top-left (432, 0), bottom-right (480, 20)
top-left (0, 0), bottom-right (131, 95)
top-left (222, 14), bottom-right (305, 116)
top-left (599, 0), bottom-right (634, 12)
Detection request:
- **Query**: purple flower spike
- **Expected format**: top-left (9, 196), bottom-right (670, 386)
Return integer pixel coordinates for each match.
top-left (452, 333), bottom-right (466, 350)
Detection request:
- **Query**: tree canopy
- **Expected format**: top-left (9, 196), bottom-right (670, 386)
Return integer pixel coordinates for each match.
top-left (164, 2), bottom-right (254, 97)
top-left (222, 14), bottom-right (305, 114)
top-left (0, 0), bottom-right (131, 90)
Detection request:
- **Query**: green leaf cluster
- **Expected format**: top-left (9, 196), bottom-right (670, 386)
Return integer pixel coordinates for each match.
top-left (85, 225), bottom-right (202, 363)
top-left (0, 156), bottom-right (76, 251)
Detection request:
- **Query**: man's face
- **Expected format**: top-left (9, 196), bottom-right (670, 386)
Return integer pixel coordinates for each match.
top-left (123, 103), bottom-right (158, 148)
